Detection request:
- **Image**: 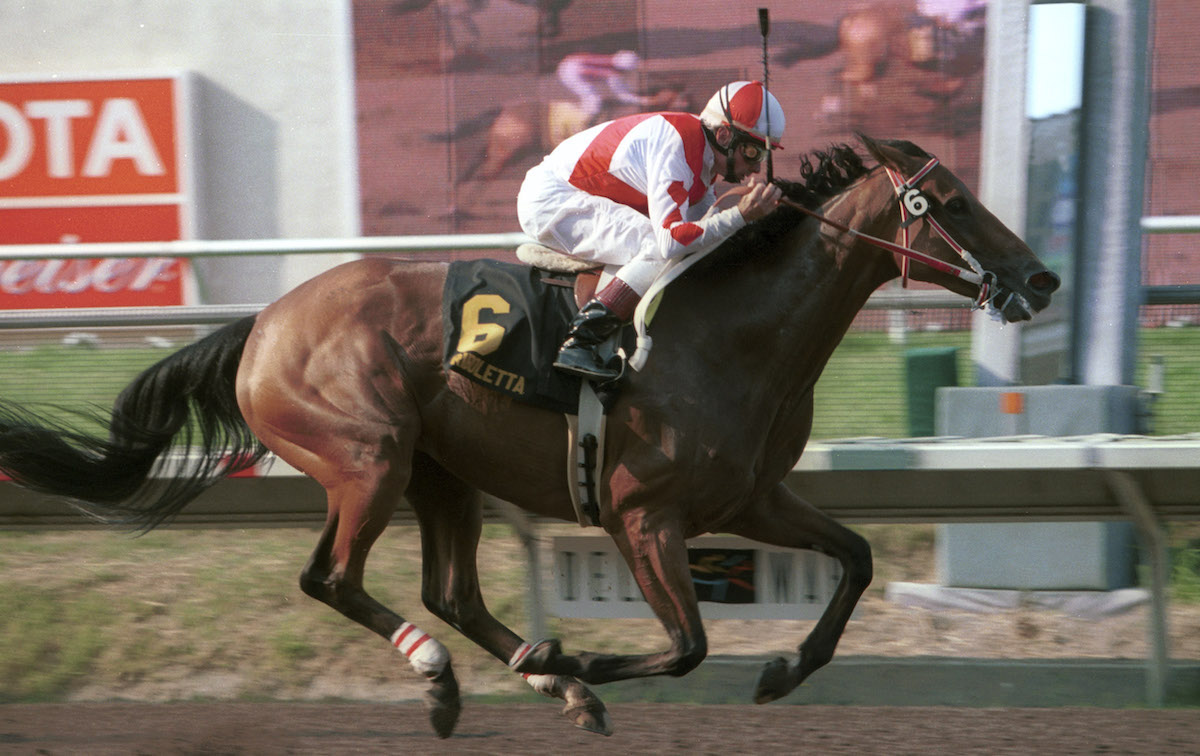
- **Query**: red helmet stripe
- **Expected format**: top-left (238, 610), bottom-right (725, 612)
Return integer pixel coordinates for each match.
top-left (726, 82), bottom-right (764, 133)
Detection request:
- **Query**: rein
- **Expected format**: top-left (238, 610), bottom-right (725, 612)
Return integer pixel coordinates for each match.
top-left (778, 158), bottom-right (1005, 312)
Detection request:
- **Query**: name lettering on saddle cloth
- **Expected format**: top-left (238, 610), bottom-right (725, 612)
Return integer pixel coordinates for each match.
top-left (449, 293), bottom-right (527, 395)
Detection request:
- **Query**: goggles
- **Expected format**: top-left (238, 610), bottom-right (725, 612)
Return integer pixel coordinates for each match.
top-left (736, 139), bottom-right (766, 164)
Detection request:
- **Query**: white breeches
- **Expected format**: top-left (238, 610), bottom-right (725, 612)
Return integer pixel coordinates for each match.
top-left (517, 164), bottom-right (666, 295)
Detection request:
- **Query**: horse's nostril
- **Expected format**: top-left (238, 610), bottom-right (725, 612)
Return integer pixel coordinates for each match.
top-left (1028, 270), bottom-right (1061, 294)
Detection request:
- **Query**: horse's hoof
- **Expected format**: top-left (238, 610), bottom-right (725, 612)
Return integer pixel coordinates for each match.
top-left (753, 656), bottom-right (794, 704)
top-left (424, 662), bottom-right (462, 738)
top-left (561, 680), bottom-right (613, 736)
top-left (563, 701), bottom-right (614, 736)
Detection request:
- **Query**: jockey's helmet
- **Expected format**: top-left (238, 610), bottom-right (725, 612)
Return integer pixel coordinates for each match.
top-left (700, 80), bottom-right (785, 150)
top-left (611, 50), bottom-right (640, 71)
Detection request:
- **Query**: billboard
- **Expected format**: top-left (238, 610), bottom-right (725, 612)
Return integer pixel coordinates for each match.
top-left (352, 0), bottom-right (988, 247)
top-left (0, 74), bottom-right (194, 308)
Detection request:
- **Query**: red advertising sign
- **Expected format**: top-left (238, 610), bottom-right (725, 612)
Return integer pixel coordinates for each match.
top-left (0, 75), bottom-right (192, 308)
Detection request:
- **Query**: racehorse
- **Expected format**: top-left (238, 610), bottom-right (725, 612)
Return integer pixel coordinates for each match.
top-left (0, 135), bottom-right (1058, 738)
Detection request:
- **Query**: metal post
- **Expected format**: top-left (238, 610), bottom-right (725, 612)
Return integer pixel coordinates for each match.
top-left (485, 496), bottom-right (547, 641)
top-left (972, 0), bottom-right (1030, 386)
top-left (1106, 471), bottom-right (1169, 706)
top-left (1072, 0), bottom-right (1153, 385)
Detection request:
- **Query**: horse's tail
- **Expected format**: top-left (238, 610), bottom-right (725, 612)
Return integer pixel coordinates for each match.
top-left (0, 315), bottom-right (267, 531)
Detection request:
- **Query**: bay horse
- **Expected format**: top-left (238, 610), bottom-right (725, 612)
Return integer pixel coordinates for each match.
top-left (0, 135), bottom-right (1058, 738)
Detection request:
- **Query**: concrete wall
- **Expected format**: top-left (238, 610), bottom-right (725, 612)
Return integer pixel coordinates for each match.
top-left (0, 0), bottom-right (359, 302)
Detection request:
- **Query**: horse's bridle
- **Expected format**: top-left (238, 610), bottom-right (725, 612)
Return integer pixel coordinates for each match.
top-left (782, 157), bottom-right (1018, 313)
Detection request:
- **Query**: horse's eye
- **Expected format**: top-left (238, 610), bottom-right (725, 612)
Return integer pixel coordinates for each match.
top-left (945, 197), bottom-right (970, 216)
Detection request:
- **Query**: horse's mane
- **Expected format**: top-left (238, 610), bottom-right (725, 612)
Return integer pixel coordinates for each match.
top-left (778, 142), bottom-right (870, 212)
top-left (694, 143), bottom-right (871, 273)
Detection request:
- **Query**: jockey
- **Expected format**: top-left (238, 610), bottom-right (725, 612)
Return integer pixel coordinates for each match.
top-left (556, 50), bottom-right (651, 121)
top-left (517, 80), bottom-right (785, 382)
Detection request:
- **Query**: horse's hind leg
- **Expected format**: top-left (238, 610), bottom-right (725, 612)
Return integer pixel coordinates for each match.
top-left (298, 464), bottom-right (461, 738)
top-left (726, 482), bottom-right (873, 703)
top-left (405, 452), bottom-right (612, 736)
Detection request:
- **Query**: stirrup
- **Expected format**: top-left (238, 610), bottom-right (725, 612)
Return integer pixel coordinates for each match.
top-left (553, 348), bottom-right (621, 382)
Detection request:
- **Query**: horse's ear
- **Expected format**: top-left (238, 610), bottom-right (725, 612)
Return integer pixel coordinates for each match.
top-left (857, 133), bottom-right (927, 171)
top-left (856, 132), bottom-right (887, 165)
top-left (856, 132), bottom-right (878, 152)
top-left (857, 133), bottom-right (905, 169)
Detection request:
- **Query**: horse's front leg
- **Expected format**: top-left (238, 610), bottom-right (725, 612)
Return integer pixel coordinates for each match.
top-left (514, 511), bottom-right (708, 684)
top-left (725, 482), bottom-right (873, 703)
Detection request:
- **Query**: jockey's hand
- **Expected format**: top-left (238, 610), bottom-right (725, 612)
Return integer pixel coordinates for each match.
top-left (737, 178), bottom-right (783, 222)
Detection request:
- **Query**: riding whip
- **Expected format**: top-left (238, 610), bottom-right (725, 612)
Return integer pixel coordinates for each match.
top-left (758, 7), bottom-right (773, 183)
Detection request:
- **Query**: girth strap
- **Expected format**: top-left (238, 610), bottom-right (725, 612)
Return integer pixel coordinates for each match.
top-left (564, 380), bottom-right (606, 527)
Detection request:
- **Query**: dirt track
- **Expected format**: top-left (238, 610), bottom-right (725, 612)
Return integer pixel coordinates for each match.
top-left (3, 703), bottom-right (1199, 755)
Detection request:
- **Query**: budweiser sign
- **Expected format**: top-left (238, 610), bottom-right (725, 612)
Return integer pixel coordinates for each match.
top-left (0, 75), bottom-right (193, 308)
top-left (0, 258), bottom-right (182, 309)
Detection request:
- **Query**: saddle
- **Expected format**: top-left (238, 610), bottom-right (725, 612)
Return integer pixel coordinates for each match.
top-left (514, 242), bottom-right (602, 308)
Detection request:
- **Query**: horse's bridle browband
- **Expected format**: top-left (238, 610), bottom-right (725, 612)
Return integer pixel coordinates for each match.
top-left (781, 157), bottom-right (1014, 312)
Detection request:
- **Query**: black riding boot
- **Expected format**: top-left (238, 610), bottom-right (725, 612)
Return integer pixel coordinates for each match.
top-left (553, 298), bottom-right (625, 381)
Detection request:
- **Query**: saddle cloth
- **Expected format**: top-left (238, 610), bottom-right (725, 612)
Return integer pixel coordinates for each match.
top-left (442, 258), bottom-right (587, 414)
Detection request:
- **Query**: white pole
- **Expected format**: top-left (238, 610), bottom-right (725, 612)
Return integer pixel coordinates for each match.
top-left (972, 0), bottom-right (1029, 387)
top-left (1073, 0), bottom-right (1153, 386)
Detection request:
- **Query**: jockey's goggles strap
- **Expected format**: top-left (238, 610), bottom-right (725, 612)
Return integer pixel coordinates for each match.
top-left (717, 88), bottom-right (739, 158)
top-left (718, 86), bottom-right (770, 163)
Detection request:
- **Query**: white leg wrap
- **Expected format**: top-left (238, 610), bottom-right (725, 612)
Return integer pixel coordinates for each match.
top-left (508, 641), bottom-right (532, 669)
top-left (508, 642), bottom-right (558, 696)
top-left (522, 673), bottom-right (559, 697)
top-left (390, 622), bottom-right (449, 677)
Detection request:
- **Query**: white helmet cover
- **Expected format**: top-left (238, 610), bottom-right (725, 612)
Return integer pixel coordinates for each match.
top-left (700, 80), bottom-right (785, 149)
top-left (611, 50), bottom-right (640, 71)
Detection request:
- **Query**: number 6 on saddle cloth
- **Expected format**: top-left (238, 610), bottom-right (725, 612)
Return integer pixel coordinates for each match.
top-left (442, 258), bottom-right (624, 415)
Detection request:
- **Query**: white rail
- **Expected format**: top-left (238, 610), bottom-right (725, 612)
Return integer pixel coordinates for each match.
top-left (0, 304), bottom-right (263, 329)
top-left (1141, 215), bottom-right (1200, 233)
